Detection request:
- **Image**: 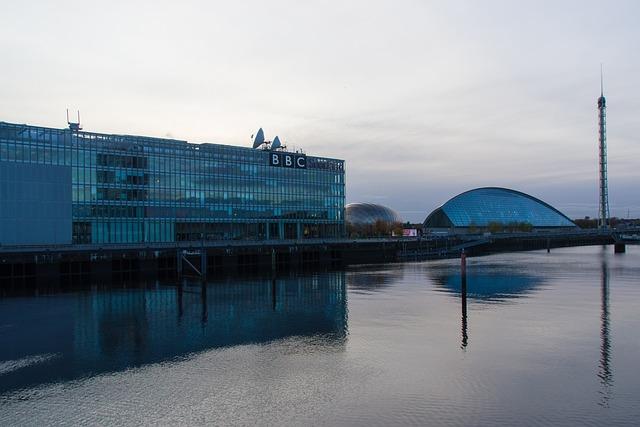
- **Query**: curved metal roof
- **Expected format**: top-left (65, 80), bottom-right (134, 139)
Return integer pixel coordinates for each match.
top-left (424, 187), bottom-right (576, 228)
top-left (346, 203), bottom-right (403, 226)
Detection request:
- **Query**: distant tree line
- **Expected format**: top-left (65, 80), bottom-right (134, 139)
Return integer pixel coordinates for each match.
top-left (347, 220), bottom-right (404, 238)
top-left (574, 217), bottom-right (640, 229)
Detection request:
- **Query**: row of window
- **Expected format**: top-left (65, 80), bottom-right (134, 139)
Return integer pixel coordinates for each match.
top-left (73, 220), bottom-right (344, 244)
top-left (71, 187), bottom-right (342, 207)
top-left (0, 125), bottom-right (344, 171)
top-left (71, 204), bottom-right (342, 220)
top-left (0, 142), bottom-right (344, 185)
top-left (77, 171), bottom-right (344, 194)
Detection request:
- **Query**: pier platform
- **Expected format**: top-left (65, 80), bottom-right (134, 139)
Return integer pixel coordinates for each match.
top-left (0, 230), bottom-right (618, 288)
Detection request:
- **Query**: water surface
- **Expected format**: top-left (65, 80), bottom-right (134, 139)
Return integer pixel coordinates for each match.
top-left (1, 246), bottom-right (639, 425)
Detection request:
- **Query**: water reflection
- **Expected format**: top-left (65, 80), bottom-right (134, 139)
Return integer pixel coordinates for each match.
top-left (598, 258), bottom-right (613, 407)
top-left (0, 273), bottom-right (347, 394)
top-left (461, 275), bottom-right (468, 350)
top-left (346, 267), bottom-right (404, 293)
top-left (430, 266), bottom-right (543, 302)
top-left (428, 263), bottom-right (545, 351)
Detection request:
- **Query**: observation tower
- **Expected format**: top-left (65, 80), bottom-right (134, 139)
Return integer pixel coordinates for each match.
top-left (598, 69), bottom-right (610, 229)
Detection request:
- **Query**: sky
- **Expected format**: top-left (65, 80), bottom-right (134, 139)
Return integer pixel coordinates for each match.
top-left (2, 0), bottom-right (639, 222)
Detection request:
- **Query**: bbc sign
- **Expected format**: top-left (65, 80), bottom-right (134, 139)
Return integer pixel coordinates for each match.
top-left (269, 153), bottom-right (306, 169)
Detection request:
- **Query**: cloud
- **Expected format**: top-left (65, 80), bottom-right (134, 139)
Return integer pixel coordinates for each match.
top-left (1, 0), bottom-right (639, 222)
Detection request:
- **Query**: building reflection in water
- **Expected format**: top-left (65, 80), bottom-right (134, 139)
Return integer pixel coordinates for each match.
top-left (429, 266), bottom-right (544, 350)
top-left (598, 258), bottom-right (613, 407)
top-left (0, 272), bottom-right (347, 394)
top-left (431, 269), bottom-right (542, 303)
top-left (346, 266), bottom-right (405, 293)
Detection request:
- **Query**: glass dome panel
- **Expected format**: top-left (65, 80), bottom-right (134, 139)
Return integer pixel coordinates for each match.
top-left (426, 188), bottom-right (575, 228)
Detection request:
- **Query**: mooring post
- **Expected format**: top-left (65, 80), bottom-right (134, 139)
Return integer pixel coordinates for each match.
top-left (547, 238), bottom-right (551, 253)
top-left (201, 250), bottom-right (207, 281)
top-left (201, 279), bottom-right (208, 324)
top-left (614, 243), bottom-right (626, 254)
top-left (461, 249), bottom-right (467, 277)
top-left (177, 280), bottom-right (184, 319)
top-left (272, 277), bottom-right (277, 311)
top-left (271, 248), bottom-right (276, 272)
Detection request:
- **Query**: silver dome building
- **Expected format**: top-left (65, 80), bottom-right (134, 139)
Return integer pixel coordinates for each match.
top-left (346, 203), bottom-right (403, 225)
top-left (346, 203), bottom-right (403, 237)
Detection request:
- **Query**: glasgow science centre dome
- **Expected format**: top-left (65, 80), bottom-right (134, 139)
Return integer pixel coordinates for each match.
top-left (423, 187), bottom-right (577, 231)
top-left (346, 203), bottom-right (403, 226)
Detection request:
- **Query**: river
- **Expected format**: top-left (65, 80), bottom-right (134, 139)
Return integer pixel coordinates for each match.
top-left (1, 246), bottom-right (639, 425)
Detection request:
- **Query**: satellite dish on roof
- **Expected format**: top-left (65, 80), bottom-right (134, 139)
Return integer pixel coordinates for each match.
top-left (271, 135), bottom-right (281, 150)
top-left (252, 128), bottom-right (265, 148)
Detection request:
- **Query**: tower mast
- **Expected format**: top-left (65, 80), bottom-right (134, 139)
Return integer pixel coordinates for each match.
top-left (598, 66), bottom-right (610, 229)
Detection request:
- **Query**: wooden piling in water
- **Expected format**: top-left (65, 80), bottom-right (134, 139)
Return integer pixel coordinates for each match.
top-left (461, 249), bottom-right (467, 277)
top-left (201, 251), bottom-right (207, 280)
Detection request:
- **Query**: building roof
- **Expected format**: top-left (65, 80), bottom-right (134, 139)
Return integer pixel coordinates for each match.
top-left (424, 187), bottom-right (576, 228)
top-left (346, 203), bottom-right (402, 226)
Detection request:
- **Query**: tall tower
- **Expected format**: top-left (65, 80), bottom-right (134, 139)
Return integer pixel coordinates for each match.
top-left (598, 68), bottom-right (610, 229)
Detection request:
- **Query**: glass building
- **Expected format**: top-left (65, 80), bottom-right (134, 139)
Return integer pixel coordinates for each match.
top-left (424, 187), bottom-right (577, 232)
top-left (0, 121), bottom-right (345, 245)
top-left (345, 202), bottom-right (403, 237)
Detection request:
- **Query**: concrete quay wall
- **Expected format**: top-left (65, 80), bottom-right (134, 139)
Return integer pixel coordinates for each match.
top-left (0, 233), bottom-right (616, 291)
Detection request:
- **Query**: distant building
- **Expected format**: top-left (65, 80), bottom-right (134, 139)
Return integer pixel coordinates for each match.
top-left (0, 121), bottom-right (345, 245)
top-left (423, 187), bottom-right (577, 234)
top-left (346, 203), bottom-right (402, 237)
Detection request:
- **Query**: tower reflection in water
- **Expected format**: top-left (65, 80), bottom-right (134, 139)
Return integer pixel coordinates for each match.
top-left (598, 258), bottom-right (612, 407)
top-left (432, 256), bottom-right (616, 402)
top-left (0, 272), bottom-right (347, 394)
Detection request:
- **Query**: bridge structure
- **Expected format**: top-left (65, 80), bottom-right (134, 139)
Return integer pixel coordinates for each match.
top-left (397, 228), bottom-right (624, 260)
top-left (611, 229), bottom-right (640, 253)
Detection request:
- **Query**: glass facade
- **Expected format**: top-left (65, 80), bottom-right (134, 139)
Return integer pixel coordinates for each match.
top-left (424, 187), bottom-right (576, 229)
top-left (0, 122), bottom-right (345, 244)
top-left (345, 203), bottom-right (402, 226)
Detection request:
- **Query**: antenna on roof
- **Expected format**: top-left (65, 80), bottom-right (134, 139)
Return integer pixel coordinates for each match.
top-left (271, 135), bottom-right (281, 150)
top-left (600, 63), bottom-right (604, 97)
top-left (252, 128), bottom-right (265, 148)
top-left (67, 108), bottom-right (82, 131)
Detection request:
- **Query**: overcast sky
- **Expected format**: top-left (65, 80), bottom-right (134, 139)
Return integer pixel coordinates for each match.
top-left (2, 0), bottom-right (639, 222)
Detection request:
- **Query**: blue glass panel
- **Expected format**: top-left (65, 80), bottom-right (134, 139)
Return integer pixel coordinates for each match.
top-left (440, 188), bottom-right (575, 227)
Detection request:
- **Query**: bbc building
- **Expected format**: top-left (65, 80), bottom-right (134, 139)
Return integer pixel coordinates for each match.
top-left (0, 121), bottom-right (345, 246)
